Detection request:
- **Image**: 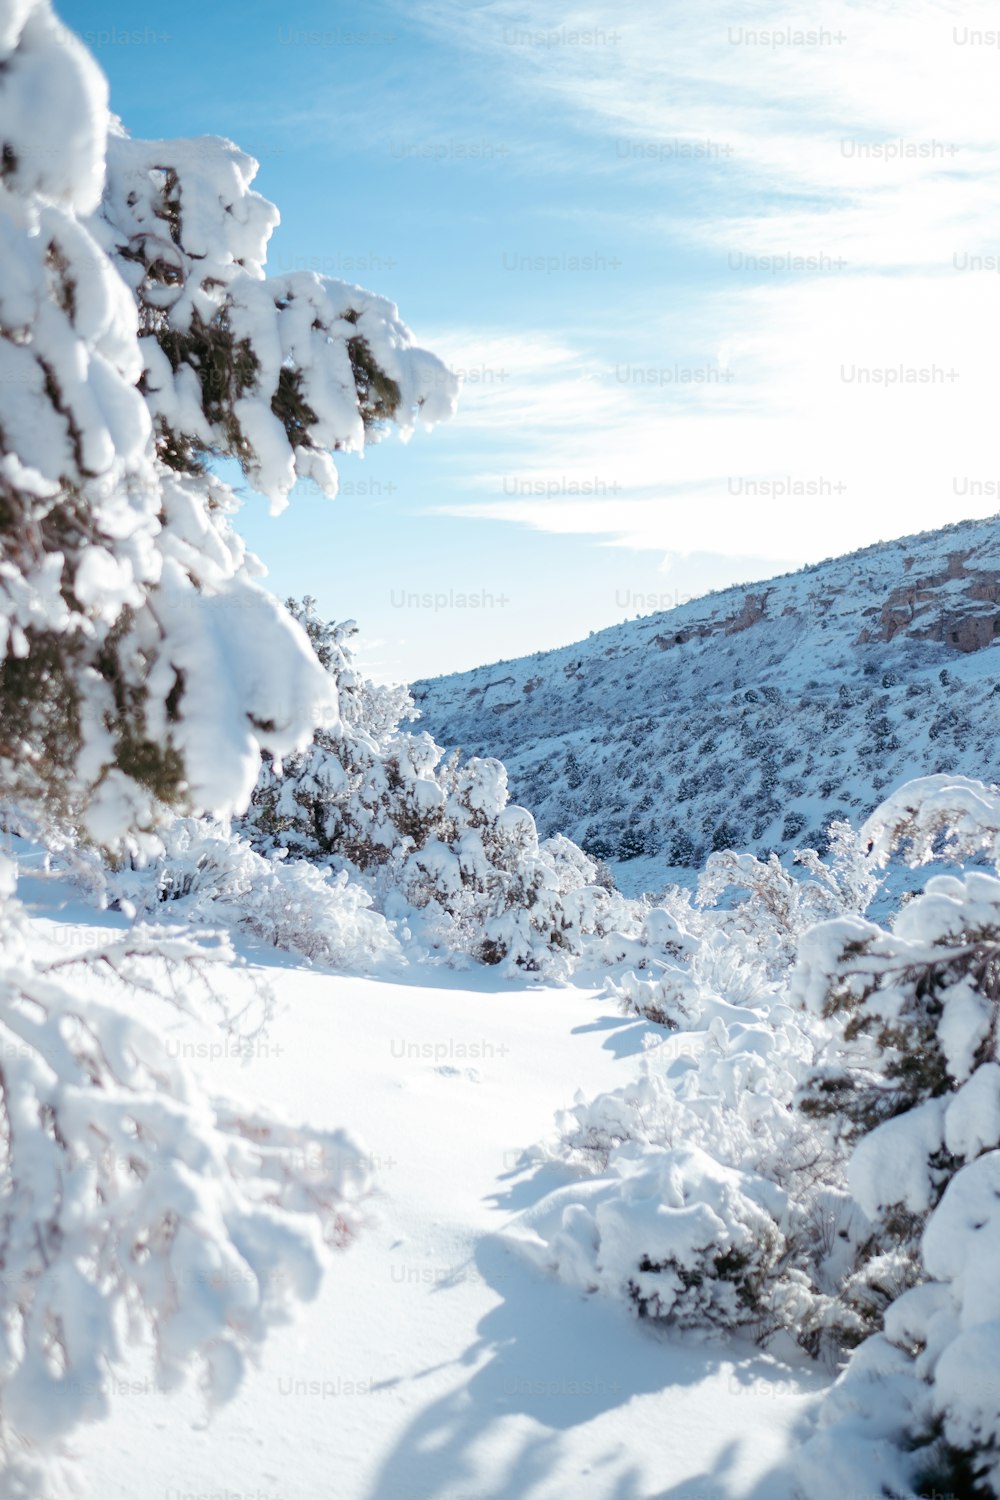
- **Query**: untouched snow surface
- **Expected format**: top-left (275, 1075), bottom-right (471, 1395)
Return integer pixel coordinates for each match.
top-left (17, 862), bottom-right (827, 1500)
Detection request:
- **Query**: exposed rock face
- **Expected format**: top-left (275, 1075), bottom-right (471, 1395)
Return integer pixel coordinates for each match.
top-left (856, 548), bottom-right (1000, 652)
top-left (725, 590), bottom-right (772, 635)
top-left (647, 592), bottom-right (773, 653)
top-left (944, 612), bottom-right (1000, 653)
top-left (653, 559), bottom-right (999, 660)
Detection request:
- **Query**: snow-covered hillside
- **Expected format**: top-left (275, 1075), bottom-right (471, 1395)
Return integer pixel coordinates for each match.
top-left (413, 516), bottom-right (1000, 879)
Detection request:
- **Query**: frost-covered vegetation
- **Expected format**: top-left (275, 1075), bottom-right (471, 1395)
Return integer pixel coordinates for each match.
top-left (238, 599), bottom-right (642, 977)
top-left (51, 597), bottom-right (644, 981)
top-left (515, 775), bottom-right (1000, 1498)
top-left (3, 4), bottom-right (1000, 1498)
top-left (0, 2), bottom-right (454, 848)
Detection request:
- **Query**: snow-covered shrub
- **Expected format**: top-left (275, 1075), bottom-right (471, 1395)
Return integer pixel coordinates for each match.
top-left (788, 789), bottom-right (1000, 1494)
top-left (243, 606), bottom-right (421, 870)
top-left (696, 821), bottom-right (879, 978)
top-left (521, 984), bottom-right (861, 1356)
top-left (80, 818), bottom-right (401, 972)
top-left (516, 1145), bottom-right (801, 1342)
top-left (400, 766), bottom-right (638, 975)
top-left (519, 784), bottom-right (983, 1366)
top-left (609, 827), bottom-right (877, 1030)
top-left (609, 888), bottom-right (782, 1027)
top-left (526, 774), bottom-right (1000, 1490)
top-left (861, 772), bottom-right (1000, 870)
top-left (606, 900), bottom-right (701, 1023)
top-left (796, 880), bottom-right (999, 1170)
top-left (608, 962), bottom-right (704, 1029)
top-left (0, 857), bottom-right (370, 1492)
top-left (552, 1003), bottom-right (828, 1188)
top-left (244, 601), bottom-right (643, 977)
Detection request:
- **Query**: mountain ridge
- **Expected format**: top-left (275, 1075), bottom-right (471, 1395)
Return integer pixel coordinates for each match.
top-left (412, 514), bottom-right (1000, 874)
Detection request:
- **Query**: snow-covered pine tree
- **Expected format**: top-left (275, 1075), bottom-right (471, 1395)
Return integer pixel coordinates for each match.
top-left (245, 597), bottom-right (428, 870)
top-left (0, 0), bottom-right (456, 847)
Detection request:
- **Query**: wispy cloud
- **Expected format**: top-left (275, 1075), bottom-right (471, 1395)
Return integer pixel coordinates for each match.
top-left (415, 0), bottom-right (1000, 565)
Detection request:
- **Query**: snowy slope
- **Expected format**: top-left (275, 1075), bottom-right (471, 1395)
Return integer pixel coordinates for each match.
top-left (13, 853), bottom-right (826, 1500)
top-left (412, 516), bottom-right (1000, 882)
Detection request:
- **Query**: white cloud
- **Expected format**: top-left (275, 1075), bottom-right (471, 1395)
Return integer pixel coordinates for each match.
top-left (418, 0), bottom-right (1000, 567)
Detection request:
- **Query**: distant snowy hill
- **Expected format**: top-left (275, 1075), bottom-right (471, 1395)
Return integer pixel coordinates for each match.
top-left (413, 516), bottom-right (1000, 877)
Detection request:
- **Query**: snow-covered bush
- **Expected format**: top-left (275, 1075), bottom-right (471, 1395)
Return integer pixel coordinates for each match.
top-left (861, 773), bottom-right (1000, 871)
top-left (608, 823), bottom-right (876, 1032)
top-left (244, 600), bottom-right (642, 977)
top-left (399, 769), bottom-right (639, 976)
top-left (0, 857), bottom-right (370, 1493)
top-left (518, 779), bottom-right (1000, 1382)
top-left (69, 817), bottom-right (401, 972)
top-left (608, 890), bottom-right (778, 1027)
top-left (696, 822), bottom-right (879, 977)
top-left (786, 781), bottom-right (1000, 1496)
top-left (521, 978), bottom-right (861, 1355)
top-left (607, 960), bottom-right (704, 1030)
top-left (564, 774), bottom-right (1000, 1494)
top-left (516, 1144), bottom-right (802, 1342)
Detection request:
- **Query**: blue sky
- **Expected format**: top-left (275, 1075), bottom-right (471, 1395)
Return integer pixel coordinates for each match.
top-left (61, 0), bottom-right (1000, 682)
